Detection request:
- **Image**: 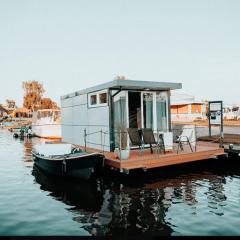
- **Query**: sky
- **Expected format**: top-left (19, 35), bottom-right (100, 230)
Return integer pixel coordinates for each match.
top-left (0, 0), bottom-right (240, 107)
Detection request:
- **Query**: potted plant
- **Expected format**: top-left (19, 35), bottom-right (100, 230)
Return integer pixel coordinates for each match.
top-left (114, 123), bottom-right (130, 160)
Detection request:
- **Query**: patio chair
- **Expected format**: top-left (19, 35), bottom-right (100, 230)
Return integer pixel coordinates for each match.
top-left (176, 125), bottom-right (196, 153)
top-left (142, 128), bottom-right (163, 154)
top-left (158, 133), bottom-right (166, 154)
top-left (127, 128), bottom-right (144, 154)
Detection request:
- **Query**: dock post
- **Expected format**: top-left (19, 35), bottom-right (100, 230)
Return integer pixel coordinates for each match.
top-left (195, 125), bottom-right (197, 152)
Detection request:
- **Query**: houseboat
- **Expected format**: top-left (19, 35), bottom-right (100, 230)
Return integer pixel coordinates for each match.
top-left (32, 109), bottom-right (61, 139)
top-left (61, 80), bottom-right (181, 152)
top-left (61, 80), bottom-right (225, 174)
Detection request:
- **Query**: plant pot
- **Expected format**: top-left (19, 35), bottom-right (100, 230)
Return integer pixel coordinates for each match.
top-left (114, 148), bottom-right (119, 158)
top-left (117, 149), bottom-right (130, 160)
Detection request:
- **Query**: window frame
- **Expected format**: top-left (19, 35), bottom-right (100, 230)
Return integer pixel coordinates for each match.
top-left (88, 90), bottom-right (108, 108)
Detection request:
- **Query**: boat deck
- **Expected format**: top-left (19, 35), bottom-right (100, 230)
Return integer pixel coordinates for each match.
top-left (103, 141), bottom-right (225, 172)
top-left (76, 141), bottom-right (225, 173)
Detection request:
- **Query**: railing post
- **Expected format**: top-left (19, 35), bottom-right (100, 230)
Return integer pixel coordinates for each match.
top-left (84, 128), bottom-right (87, 152)
top-left (119, 130), bottom-right (122, 163)
top-left (100, 129), bottom-right (103, 153)
top-left (195, 125), bottom-right (197, 152)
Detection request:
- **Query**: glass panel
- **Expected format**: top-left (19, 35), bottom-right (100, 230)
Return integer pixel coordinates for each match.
top-left (113, 95), bottom-right (127, 148)
top-left (99, 92), bottom-right (107, 104)
top-left (90, 95), bottom-right (97, 105)
top-left (128, 92), bottom-right (141, 128)
top-left (143, 93), bottom-right (153, 129)
top-left (156, 92), bottom-right (167, 131)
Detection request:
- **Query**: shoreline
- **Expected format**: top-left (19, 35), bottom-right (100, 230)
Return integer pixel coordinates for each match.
top-left (172, 120), bottom-right (240, 127)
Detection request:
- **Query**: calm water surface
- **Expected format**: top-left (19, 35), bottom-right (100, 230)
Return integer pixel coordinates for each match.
top-left (0, 128), bottom-right (240, 236)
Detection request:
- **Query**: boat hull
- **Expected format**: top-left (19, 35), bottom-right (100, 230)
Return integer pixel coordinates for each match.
top-left (32, 153), bottom-right (103, 180)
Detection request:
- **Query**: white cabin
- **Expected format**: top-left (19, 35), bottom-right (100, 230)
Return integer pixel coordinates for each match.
top-left (61, 80), bottom-right (182, 152)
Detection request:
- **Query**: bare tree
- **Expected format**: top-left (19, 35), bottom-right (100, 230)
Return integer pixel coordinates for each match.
top-left (40, 98), bottom-right (59, 109)
top-left (22, 80), bottom-right (45, 112)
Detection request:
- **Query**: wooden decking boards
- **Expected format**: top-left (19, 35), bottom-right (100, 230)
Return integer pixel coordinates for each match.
top-left (78, 141), bottom-right (225, 172)
top-left (104, 142), bottom-right (225, 171)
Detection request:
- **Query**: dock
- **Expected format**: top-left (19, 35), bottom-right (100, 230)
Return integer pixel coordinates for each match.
top-left (79, 141), bottom-right (225, 173)
top-left (104, 142), bottom-right (225, 172)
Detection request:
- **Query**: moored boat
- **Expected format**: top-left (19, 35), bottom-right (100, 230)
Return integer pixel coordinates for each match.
top-left (12, 126), bottom-right (33, 138)
top-left (32, 143), bottom-right (103, 180)
top-left (32, 109), bottom-right (61, 139)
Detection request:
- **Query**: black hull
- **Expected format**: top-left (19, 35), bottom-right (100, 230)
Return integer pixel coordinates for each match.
top-left (33, 153), bottom-right (103, 180)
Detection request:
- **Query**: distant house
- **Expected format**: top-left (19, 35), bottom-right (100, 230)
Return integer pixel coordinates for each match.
top-left (171, 93), bottom-right (207, 122)
top-left (223, 104), bottom-right (240, 120)
top-left (0, 105), bottom-right (8, 118)
top-left (12, 107), bottom-right (31, 118)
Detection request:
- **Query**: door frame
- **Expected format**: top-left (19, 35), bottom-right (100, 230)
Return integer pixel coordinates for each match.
top-left (141, 91), bottom-right (157, 131)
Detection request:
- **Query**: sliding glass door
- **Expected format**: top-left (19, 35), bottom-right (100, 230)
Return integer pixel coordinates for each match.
top-left (156, 92), bottom-right (168, 131)
top-left (116, 91), bottom-right (168, 136)
top-left (142, 92), bottom-right (154, 129)
top-left (141, 91), bottom-right (168, 132)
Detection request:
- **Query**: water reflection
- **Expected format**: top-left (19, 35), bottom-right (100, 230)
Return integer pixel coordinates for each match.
top-left (206, 176), bottom-right (227, 216)
top-left (2, 128), bottom-right (240, 236)
top-left (32, 162), bottom-right (232, 236)
top-left (16, 131), bottom-right (239, 236)
top-left (22, 138), bottom-right (34, 167)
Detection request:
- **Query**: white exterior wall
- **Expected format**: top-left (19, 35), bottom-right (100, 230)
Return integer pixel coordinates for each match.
top-left (61, 93), bottom-right (110, 151)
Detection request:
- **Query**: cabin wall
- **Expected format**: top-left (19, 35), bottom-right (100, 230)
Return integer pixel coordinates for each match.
top-left (61, 93), bottom-right (110, 151)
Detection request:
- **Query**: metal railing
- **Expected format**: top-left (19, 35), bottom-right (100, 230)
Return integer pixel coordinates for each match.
top-left (82, 125), bottom-right (240, 161)
top-left (83, 129), bottom-right (110, 154)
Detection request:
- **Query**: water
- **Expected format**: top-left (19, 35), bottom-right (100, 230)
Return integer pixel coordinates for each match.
top-left (1, 128), bottom-right (240, 236)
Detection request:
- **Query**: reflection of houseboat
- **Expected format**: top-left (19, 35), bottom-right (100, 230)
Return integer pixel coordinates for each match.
top-left (32, 109), bottom-right (61, 139)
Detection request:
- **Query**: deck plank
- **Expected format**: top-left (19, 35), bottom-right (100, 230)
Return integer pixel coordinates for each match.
top-left (75, 141), bottom-right (225, 172)
top-left (104, 142), bottom-right (225, 171)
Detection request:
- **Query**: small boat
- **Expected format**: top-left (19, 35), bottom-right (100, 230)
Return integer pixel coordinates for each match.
top-left (32, 109), bottom-right (61, 139)
top-left (32, 143), bottom-right (103, 180)
top-left (12, 126), bottom-right (33, 138)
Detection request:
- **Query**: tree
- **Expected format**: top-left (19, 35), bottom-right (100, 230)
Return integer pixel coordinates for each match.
top-left (22, 81), bottom-right (45, 111)
top-left (40, 98), bottom-right (59, 110)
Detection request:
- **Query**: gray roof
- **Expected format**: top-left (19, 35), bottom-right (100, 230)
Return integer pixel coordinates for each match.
top-left (61, 80), bottom-right (182, 99)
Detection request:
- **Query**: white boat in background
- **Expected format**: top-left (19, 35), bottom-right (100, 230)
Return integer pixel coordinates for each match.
top-left (32, 109), bottom-right (61, 139)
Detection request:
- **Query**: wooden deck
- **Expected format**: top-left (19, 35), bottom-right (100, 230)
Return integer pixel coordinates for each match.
top-left (104, 141), bottom-right (225, 172)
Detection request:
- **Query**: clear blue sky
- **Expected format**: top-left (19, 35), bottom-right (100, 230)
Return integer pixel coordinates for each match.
top-left (0, 0), bottom-right (240, 106)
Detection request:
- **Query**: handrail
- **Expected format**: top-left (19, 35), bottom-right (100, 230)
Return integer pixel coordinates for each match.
top-left (82, 125), bottom-right (229, 155)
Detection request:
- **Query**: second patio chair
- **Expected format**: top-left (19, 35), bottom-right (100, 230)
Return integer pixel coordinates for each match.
top-left (142, 128), bottom-right (162, 154)
top-left (176, 125), bottom-right (196, 153)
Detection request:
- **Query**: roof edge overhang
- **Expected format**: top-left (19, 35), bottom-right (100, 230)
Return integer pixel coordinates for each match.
top-left (61, 80), bottom-right (182, 100)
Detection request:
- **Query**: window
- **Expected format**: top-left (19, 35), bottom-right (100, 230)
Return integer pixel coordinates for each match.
top-left (90, 95), bottom-right (97, 105)
top-left (99, 92), bottom-right (107, 104)
top-left (88, 90), bottom-right (108, 107)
